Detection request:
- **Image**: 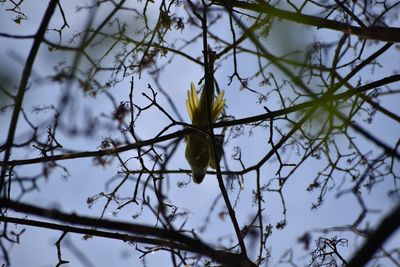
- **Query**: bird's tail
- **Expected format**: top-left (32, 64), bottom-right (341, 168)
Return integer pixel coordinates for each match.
top-left (186, 82), bottom-right (225, 126)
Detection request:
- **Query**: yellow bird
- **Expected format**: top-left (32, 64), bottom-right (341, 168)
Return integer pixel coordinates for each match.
top-left (185, 82), bottom-right (225, 184)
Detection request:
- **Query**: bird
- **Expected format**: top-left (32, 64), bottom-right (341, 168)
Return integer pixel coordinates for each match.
top-left (185, 82), bottom-right (225, 184)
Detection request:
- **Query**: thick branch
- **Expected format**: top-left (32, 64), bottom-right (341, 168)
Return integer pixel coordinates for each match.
top-left (0, 216), bottom-right (195, 252)
top-left (348, 203), bottom-right (400, 267)
top-left (0, 198), bottom-right (250, 266)
top-left (0, 0), bottom-right (59, 193)
top-left (214, 0), bottom-right (400, 43)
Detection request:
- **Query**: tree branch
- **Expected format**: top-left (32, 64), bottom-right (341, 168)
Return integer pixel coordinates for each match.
top-left (1, 74), bottom-right (399, 167)
top-left (348, 202), bottom-right (400, 267)
top-left (0, 198), bottom-right (251, 266)
top-left (214, 0), bottom-right (400, 42)
top-left (0, 0), bottom-right (59, 195)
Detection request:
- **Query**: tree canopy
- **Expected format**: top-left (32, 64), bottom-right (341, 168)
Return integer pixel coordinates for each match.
top-left (0, 0), bottom-right (399, 266)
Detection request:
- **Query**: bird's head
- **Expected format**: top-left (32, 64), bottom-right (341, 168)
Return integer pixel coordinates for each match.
top-left (192, 172), bottom-right (206, 184)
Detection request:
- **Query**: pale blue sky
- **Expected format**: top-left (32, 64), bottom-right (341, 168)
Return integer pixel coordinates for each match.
top-left (1, 1), bottom-right (399, 266)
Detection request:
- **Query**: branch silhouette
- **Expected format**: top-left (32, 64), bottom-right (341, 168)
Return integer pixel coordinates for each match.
top-left (214, 0), bottom-right (400, 42)
top-left (0, 198), bottom-right (256, 266)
